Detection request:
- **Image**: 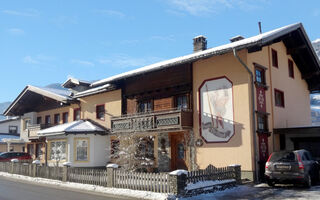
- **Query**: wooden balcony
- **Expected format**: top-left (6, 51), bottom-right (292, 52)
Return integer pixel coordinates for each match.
top-left (27, 124), bottom-right (52, 139)
top-left (111, 109), bottom-right (193, 133)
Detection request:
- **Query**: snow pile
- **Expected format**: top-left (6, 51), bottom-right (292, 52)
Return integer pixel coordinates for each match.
top-left (11, 159), bottom-right (19, 163)
top-left (185, 179), bottom-right (235, 190)
top-left (32, 160), bottom-right (41, 165)
top-left (169, 170), bottom-right (188, 176)
top-left (62, 162), bottom-right (72, 166)
top-left (106, 163), bottom-right (119, 168)
top-left (0, 172), bottom-right (170, 200)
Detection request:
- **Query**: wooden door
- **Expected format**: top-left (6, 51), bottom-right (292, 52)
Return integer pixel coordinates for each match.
top-left (171, 133), bottom-right (188, 170)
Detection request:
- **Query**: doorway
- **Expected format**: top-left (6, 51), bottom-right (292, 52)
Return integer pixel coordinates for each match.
top-left (170, 133), bottom-right (188, 170)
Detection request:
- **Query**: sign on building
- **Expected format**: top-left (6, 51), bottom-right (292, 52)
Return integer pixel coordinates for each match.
top-left (199, 77), bottom-right (234, 143)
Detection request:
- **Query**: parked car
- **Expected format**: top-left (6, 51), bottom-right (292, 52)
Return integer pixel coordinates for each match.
top-left (0, 152), bottom-right (32, 162)
top-left (265, 149), bottom-right (319, 187)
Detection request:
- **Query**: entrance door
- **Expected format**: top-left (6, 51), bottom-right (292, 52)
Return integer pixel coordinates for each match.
top-left (170, 133), bottom-right (188, 170)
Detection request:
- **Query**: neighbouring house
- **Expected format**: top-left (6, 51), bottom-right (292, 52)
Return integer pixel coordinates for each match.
top-left (3, 84), bottom-right (121, 166)
top-left (3, 23), bottom-right (320, 181)
top-left (0, 117), bottom-right (25, 152)
top-left (37, 120), bottom-right (109, 167)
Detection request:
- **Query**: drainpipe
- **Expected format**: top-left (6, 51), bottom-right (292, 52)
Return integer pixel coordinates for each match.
top-left (233, 48), bottom-right (259, 182)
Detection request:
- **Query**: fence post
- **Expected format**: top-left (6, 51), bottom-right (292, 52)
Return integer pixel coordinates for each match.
top-left (169, 170), bottom-right (187, 196)
top-left (229, 164), bottom-right (241, 184)
top-left (62, 165), bottom-right (69, 182)
top-left (106, 164), bottom-right (118, 188)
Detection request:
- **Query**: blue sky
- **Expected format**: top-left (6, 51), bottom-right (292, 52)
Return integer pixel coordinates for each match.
top-left (1, 0), bottom-right (320, 102)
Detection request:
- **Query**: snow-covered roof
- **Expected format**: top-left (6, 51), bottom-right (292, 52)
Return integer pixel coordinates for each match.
top-left (0, 134), bottom-right (22, 143)
top-left (37, 120), bottom-right (108, 136)
top-left (0, 116), bottom-right (20, 124)
top-left (73, 84), bottom-right (112, 98)
top-left (92, 23), bottom-right (318, 87)
top-left (3, 85), bottom-right (72, 116)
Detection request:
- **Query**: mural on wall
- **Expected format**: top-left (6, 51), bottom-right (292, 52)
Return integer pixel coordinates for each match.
top-left (199, 77), bottom-right (234, 142)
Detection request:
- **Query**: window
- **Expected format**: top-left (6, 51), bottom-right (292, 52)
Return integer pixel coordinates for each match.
top-left (24, 118), bottom-right (31, 130)
top-left (37, 117), bottom-right (42, 124)
top-left (75, 138), bottom-right (89, 161)
top-left (272, 49), bottom-right (278, 68)
top-left (9, 126), bottom-right (18, 134)
top-left (110, 139), bottom-right (120, 159)
top-left (135, 136), bottom-right (155, 160)
top-left (45, 115), bottom-right (51, 125)
top-left (96, 104), bottom-right (105, 120)
top-left (36, 143), bottom-right (44, 160)
top-left (62, 112), bottom-right (68, 124)
top-left (74, 108), bottom-right (81, 121)
top-left (27, 144), bottom-right (34, 155)
top-left (49, 140), bottom-right (67, 161)
top-left (257, 114), bottom-right (268, 132)
top-left (255, 67), bottom-right (266, 85)
top-left (275, 89), bottom-right (285, 107)
top-left (137, 100), bottom-right (152, 113)
top-left (54, 114), bottom-right (60, 125)
top-left (176, 95), bottom-right (189, 110)
top-left (288, 59), bottom-right (294, 78)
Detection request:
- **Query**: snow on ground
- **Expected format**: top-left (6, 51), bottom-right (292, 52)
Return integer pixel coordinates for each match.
top-left (0, 172), bottom-right (171, 200)
top-left (185, 179), bottom-right (235, 190)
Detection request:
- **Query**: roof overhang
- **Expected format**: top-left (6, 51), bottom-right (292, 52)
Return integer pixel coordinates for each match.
top-left (90, 23), bottom-right (320, 92)
top-left (4, 85), bottom-right (73, 116)
top-left (274, 126), bottom-right (320, 135)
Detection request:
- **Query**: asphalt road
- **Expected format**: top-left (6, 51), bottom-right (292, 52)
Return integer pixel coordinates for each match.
top-left (0, 176), bottom-right (134, 200)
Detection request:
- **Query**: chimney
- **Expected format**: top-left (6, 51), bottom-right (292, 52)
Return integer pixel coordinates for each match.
top-left (229, 35), bottom-right (245, 43)
top-left (193, 35), bottom-right (207, 52)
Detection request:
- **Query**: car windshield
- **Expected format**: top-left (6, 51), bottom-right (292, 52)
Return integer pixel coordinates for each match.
top-left (270, 152), bottom-right (297, 162)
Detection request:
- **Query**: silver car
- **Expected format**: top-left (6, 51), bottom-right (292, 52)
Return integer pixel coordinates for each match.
top-left (265, 149), bottom-right (319, 187)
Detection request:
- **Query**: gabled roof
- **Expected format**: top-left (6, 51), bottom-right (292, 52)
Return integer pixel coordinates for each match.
top-left (37, 120), bottom-right (108, 136)
top-left (4, 85), bottom-right (72, 116)
top-left (0, 116), bottom-right (20, 124)
top-left (91, 23), bottom-right (320, 91)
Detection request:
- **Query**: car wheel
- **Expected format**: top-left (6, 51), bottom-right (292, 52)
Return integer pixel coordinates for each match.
top-left (267, 180), bottom-right (275, 187)
top-left (304, 174), bottom-right (312, 188)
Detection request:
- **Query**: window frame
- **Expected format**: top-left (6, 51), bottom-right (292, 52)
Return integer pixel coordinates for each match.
top-left (96, 104), bottom-right (105, 121)
top-left (74, 138), bottom-right (90, 162)
top-left (62, 112), bottom-right (68, 124)
top-left (274, 88), bottom-right (285, 108)
top-left (49, 140), bottom-right (67, 161)
top-left (288, 59), bottom-right (294, 79)
top-left (8, 126), bottom-right (18, 134)
top-left (73, 108), bottom-right (81, 121)
top-left (45, 115), bottom-right (51, 125)
top-left (37, 117), bottom-right (42, 124)
top-left (137, 100), bottom-right (153, 113)
top-left (257, 114), bottom-right (268, 133)
top-left (54, 113), bottom-right (60, 125)
top-left (110, 139), bottom-right (120, 159)
top-left (175, 94), bottom-right (189, 110)
top-left (271, 48), bottom-right (278, 68)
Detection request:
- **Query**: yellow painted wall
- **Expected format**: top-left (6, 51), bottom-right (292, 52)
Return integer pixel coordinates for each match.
top-left (0, 144), bottom-right (25, 152)
top-left (36, 89), bottom-right (122, 129)
top-left (247, 41), bottom-right (311, 153)
top-left (80, 89), bottom-right (122, 128)
top-left (193, 50), bottom-right (255, 172)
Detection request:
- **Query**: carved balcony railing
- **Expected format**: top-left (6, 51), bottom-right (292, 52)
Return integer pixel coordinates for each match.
top-left (27, 124), bottom-right (52, 139)
top-left (111, 108), bottom-right (193, 133)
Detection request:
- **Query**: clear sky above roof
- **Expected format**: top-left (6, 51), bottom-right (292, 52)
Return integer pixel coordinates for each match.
top-left (1, 0), bottom-right (319, 102)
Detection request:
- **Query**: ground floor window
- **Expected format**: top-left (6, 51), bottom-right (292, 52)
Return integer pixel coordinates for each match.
top-left (49, 140), bottom-right (67, 161)
top-left (110, 139), bottom-right (120, 159)
top-left (27, 143), bottom-right (34, 155)
top-left (75, 138), bottom-right (89, 161)
top-left (36, 143), bottom-right (44, 160)
top-left (135, 136), bottom-right (155, 161)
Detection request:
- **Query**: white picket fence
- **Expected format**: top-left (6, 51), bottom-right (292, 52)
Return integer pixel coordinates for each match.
top-left (113, 169), bottom-right (171, 193)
